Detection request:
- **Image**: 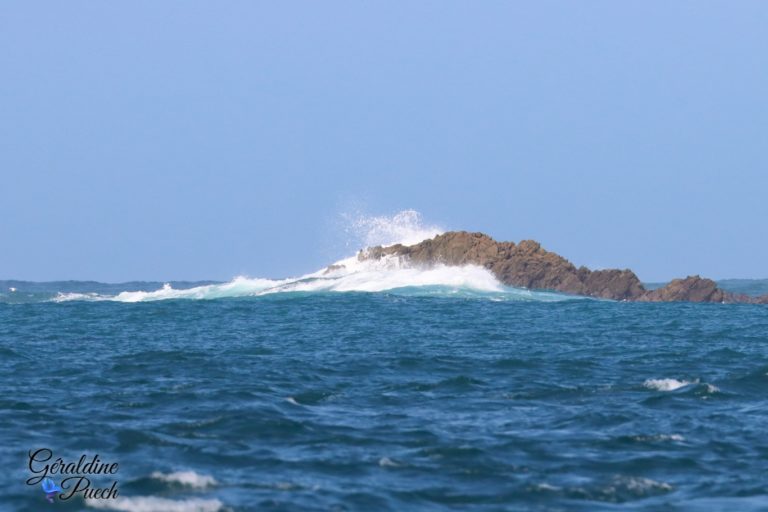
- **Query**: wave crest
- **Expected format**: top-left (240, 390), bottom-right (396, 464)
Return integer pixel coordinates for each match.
top-left (49, 210), bottom-right (577, 303)
top-left (54, 256), bottom-right (571, 303)
top-left (150, 471), bottom-right (217, 489)
top-left (86, 496), bottom-right (223, 512)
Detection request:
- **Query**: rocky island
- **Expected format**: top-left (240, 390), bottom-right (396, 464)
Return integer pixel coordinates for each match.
top-left (357, 231), bottom-right (768, 303)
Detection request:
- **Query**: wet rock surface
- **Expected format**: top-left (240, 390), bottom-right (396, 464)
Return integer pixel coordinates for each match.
top-left (359, 231), bottom-right (767, 303)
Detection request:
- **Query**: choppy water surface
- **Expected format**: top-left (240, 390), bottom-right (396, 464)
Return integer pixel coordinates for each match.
top-left (2, 286), bottom-right (768, 511)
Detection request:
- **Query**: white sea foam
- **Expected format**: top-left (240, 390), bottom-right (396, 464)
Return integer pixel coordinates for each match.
top-left (643, 378), bottom-right (692, 391)
top-left (618, 476), bottom-right (673, 493)
top-left (53, 291), bottom-right (103, 302)
top-left (643, 378), bottom-right (719, 393)
top-left (51, 209), bottom-right (576, 303)
top-left (378, 456), bottom-right (401, 467)
top-left (53, 260), bottom-right (569, 303)
top-left (534, 482), bottom-right (562, 492)
top-left (150, 470), bottom-right (217, 488)
top-left (86, 496), bottom-right (223, 512)
top-left (632, 434), bottom-right (685, 442)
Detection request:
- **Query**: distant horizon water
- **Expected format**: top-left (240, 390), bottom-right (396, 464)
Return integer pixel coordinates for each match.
top-left (1, 209), bottom-right (766, 290)
top-left (1, 210), bottom-right (766, 303)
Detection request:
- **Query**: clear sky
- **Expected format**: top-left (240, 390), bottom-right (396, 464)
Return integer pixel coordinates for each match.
top-left (1, 2), bottom-right (766, 282)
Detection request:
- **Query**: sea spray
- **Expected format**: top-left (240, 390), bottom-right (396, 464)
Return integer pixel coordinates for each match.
top-left (341, 208), bottom-right (444, 248)
top-left (51, 210), bottom-right (573, 302)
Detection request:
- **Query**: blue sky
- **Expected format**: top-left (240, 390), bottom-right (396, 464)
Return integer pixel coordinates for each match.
top-left (1, 2), bottom-right (766, 282)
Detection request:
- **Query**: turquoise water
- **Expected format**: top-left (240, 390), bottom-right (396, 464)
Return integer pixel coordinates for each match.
top-left (2, 281), bottom-right (768, 511)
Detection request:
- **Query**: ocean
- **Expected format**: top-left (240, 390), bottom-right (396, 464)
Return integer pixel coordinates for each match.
top-left (2, 271), bottom-right (768, 511)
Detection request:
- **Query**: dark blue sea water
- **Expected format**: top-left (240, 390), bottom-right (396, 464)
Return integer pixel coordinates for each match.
top-left (2, 280), bottom-right (768, 511)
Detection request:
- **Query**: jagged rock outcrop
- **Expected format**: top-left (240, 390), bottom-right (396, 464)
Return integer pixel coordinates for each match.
top-left (639, 276), bottom-right (723, 303)
top-left (639, 275), bottom-right (759, 304)
top-left (357, 231), bottom-right (767, 303)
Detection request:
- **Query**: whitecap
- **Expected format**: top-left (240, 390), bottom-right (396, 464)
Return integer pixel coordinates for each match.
top-left (86, 496), bottom-right (223, 512)
top-left (150, 470), bottom-right (217, 488)
top-left (632, 434), bottom-right (685, 442)
top-left (618, 476), bottom-right (673, 493)
top-left (643, 378), bottom-right (693, 391)
top-left (378, 456), bottom-right (401, 467)
top-left (534, 482), bottom-right (561, 491)
top-left (52, 261), bottom-right (571, 303)
top-left (53, 291), bottom-right (104, 302)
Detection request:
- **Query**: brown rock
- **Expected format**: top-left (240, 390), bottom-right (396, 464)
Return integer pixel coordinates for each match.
top-left (359, 231), bottom-right (760, 304)
top-left (361, 231), bottom-right (646, 301)
top-left (584, 269), bottom-right (647, 301)
top-left (638, 276), bottom-right (726, 303)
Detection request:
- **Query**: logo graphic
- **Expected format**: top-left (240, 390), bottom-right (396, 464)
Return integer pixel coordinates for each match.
top-left (27, 449), bottom-right (120, 503)
top-left (41, 477), bottom-right (62, 503)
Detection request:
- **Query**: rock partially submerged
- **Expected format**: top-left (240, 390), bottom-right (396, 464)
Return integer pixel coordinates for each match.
top-left (639, 276), bottom-right (725, 303)
top-left (357, 231), bottom-right (767, 303)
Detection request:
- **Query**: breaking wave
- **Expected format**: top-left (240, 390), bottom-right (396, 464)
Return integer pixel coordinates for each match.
top-left (51, 256), bottom-right (571, 303)
top-left (643, 378), bottom-right (720, 394)
top-left (643, 378), bottom-right (692, 391)
top-left (8, 210), bottom-right (576, 303)
top-left (86, 496), bottom-right (223, 512)
top-left (149, 471), bottom-right (217, 489)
